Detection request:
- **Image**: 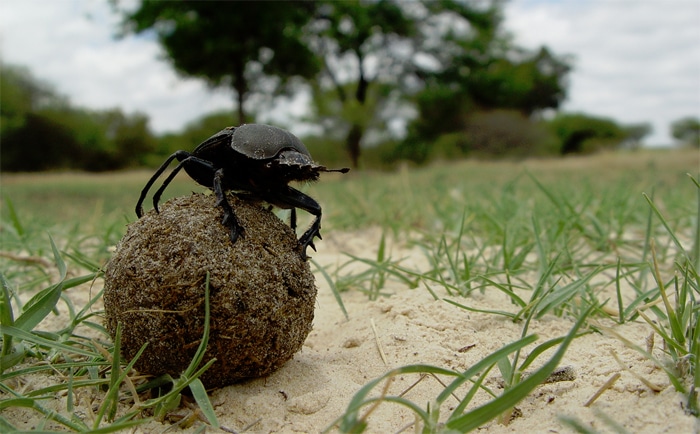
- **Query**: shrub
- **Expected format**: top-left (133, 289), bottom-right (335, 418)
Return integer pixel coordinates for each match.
top-left (547, 113), bottom-right (626, 154)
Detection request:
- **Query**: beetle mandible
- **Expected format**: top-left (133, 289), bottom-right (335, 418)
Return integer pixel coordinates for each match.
top-left (135, 124), bottom-right (349, 259)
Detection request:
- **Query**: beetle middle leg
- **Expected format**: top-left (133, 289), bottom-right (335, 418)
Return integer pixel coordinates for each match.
top-left (289, 208), bottom-right (297, 231)
top-left (213, 169), bottom-right (243, 243)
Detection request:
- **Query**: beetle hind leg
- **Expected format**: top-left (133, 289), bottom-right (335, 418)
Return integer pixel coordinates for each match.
top-left (136, 150), bottom-right (192, 217)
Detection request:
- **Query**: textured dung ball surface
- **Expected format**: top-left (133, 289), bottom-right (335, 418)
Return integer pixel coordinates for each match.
top-left (103, 193), bottom-right (316, 388)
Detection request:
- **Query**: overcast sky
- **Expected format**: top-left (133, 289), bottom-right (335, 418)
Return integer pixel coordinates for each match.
top-left (1, 0), bottom-right (699, 146)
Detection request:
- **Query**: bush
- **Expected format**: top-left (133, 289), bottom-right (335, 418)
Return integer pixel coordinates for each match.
top-left (392, 110), bottom-right (558, 165)
top-left (547, 113), bottom-right (626, 154)
top-left (671, 116), bottom-right (700, 148)
top-left (462, 110), bottom-right (558, 157)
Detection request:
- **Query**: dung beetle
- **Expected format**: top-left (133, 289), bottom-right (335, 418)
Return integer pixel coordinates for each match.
top-left (135, 124), bottom-right (349, 259)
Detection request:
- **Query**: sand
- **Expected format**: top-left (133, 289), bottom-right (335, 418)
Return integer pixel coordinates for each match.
top-left (3, 227), bottom-right (698, 433)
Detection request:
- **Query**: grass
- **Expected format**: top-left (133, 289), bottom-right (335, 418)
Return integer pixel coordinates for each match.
top-left (0, 147), bottom-right (698, 432)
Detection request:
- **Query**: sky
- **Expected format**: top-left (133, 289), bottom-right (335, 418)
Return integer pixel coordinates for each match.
top-left (1, 0), bottom-right (699, 147)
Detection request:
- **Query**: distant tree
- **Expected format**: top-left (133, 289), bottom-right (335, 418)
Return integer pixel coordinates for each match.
top-left (548, 113), bottom-right (626, 154)
top-left (97, 109), bottom-right (156, 168)
top-left (388, 1), bottom-right (571, 161)
top-left (463, 110), bottom-right (558, 156)
top-left (671, 116), bottom-right (700, 148)
top-left (1, 63), bottom-right (78, 170)
top-left (306, 0), bottom-right (505, 167)
top-left (119, 1), bottom-right (320, 126)
top-left (468, 47), bottom-right (571, 115)
top-left (1, 62), bottom-right (155, 171)
top-left (408, 44), bottom-right (571, 145)
top-left (621, 122), bottom-right (653, 149)
top-left (305, 0), bottom-right (420, 167)
top-left (1, 112), bottom-right (80, 171)
top-left (1, 63), bottom-right (66, 131)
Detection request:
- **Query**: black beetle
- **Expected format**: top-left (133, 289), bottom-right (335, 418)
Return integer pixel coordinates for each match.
top-left (135, 124), bottom-right (349, 258)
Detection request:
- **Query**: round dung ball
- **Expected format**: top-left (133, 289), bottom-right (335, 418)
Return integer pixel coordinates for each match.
top-left (103, 192), bottom-right (316, 388)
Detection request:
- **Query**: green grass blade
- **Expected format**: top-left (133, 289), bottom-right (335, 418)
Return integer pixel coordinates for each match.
top-left (436, 334), bottom-right (539, 405)
top-left (449, 365), bottom-right (494, 418)
top-left (0, 326), bottom-right (97, 358)
top-left (332, 364), bottom-right (460, 432)
top-left (444, 298), bottom-right (518, 320)
top-left (312, 259), bottom-right (349, 320)
top-left (3, 197), bottom-right (25, 238)
top-left (95, 338), bottom-right (149, 428)
top-left (445, 307), bottom-right (591, 431)
top-left (0, 348), bottom-right (27, 374)
top-left (189, 378), bottom-right (220, 428)
top-left (535, 267), bottom-right (598, 318)
top-left (643, 193), bottom-right (688, 261)
top-left (0, 397), bottom-right (86, 431)
top-left (0, 416), bottom-right (18, 433)
top-left (600, 326), bottom-right (687, 393)
top-left (615, 258), bottom-right (625, 323)
top-left (688, 173), bottom-right (700, 274)
top-left (0, 273), bottom-right (16, 364)
top-left (11, 282), bottom-right (63, 332)
top-left (107, 324), bottom-right (122, 422)
top-left (48, 235), bottom-right (67, 282)
top-left (185, 272), bottom-right (212, 377)
top-left (85, 418), bottom-right (151, 433)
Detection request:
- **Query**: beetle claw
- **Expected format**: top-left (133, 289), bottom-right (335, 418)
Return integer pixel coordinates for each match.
top-left (229, 225), bottom-right (242, 243)
top-left (299, 240), bottom-right (316, 261)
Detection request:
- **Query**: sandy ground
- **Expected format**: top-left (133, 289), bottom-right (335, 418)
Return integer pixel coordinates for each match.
top-left (3, 227), bottom-right (699, 433)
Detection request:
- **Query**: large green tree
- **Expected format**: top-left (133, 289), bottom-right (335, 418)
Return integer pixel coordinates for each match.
top-left (119, 1), bottom-right (320, 125)
top-left (408, 37), bottom-right (571, 145)
top-left (305, 0), bottom-right (418, 167)
top-left (306, 0), bottom-right (503, 167)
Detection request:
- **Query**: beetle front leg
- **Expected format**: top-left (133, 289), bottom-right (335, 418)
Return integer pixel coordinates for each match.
top-left (213, 169), bottom-right (243, 243)
top-left (265, 187), bottom-right (322, 259)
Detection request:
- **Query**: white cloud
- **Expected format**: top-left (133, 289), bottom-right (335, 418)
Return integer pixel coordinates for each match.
top-left (0, 0), bottom-right (231, 133)
top-left (0, 0), bottom-right (698, 145)
top-left (504, 0), bottom-right (700, 145)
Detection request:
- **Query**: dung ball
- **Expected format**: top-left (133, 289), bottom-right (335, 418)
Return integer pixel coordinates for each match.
top-left (103, 193), bottom-right (317, 388)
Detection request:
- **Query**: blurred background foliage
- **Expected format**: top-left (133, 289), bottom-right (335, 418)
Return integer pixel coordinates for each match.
top-left (1, 0), bottom-right (697, 172)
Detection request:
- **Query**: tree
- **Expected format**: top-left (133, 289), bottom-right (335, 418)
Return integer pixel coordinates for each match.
top-left (119, 1), bottom-right (320, 125)
top-left (1, 63), bottom-right (78, 171)
top-left (305, 0), bottom-right (419, 167)
top-left (467, 47), bottom-right (571, 115)
top-left (0, 63), bottom-right (66, 131)
top-left (305, 0), bottom-right (507, 167)
top-left (408, 43), bottom-right (571, 145)
top-left (621, 122), bottom-right (652, 149)
top-left (671, 116), bottom-right (700, 148)
top-left (548, 113), bottom-right (626, 154)
top-left (1, 62), bottom-right (156, 171)
top-left (390, 1), bottom-right (570, 161)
